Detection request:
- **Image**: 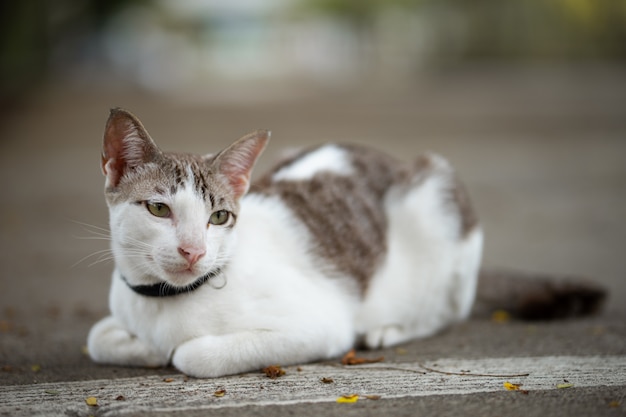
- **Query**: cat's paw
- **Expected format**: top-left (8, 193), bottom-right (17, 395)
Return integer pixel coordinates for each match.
top-left (364, 325), bottom-right (408, 349)
top-left (172, 336), bottom-right (240, 378)
top-left (172, 337), bottom-right (215, 378)
top-left (87, 316), bottom-right (168, 368)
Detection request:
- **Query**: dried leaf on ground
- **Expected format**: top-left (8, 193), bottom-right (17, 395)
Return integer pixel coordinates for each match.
top-left (262, 365), bottom-right (286, 379)
top-left (214, 389), bottom-right (226, 397)
top-left (85, 396), bottom-right (98, 407)
top-left (492, 310), bottom-right (511, 323)
top-left (336, 394), bottom-right (359, 403)
top-left (557, 383), bottom-right (574, 389)
top-left (320, 377), bottom-right (334, 384)
top-left (163, 378), bottom-right (175, 383)
top-left (503, 381), bottom-right (522, 391)
top-left (503, 381), bottom-right (529, 394)
top-left (341, 349), bottom-right (384, 365)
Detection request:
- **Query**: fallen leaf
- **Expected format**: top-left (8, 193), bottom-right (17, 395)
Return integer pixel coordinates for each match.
top-left (115, 395), bottom-right (126, 401)
top-left (557, 383), bottom-right (574, 389)
top-left (608, 401), bottom-right (621, 408)
top-left (395, 348), bottom-right (408, 355)
top-left (163, 378), bottom-right (175, 383)
top-left (341, 349), bottom-right (384, 365)
top-left (365, 395), bottom-right (381, 400)
top-left (44, 390), bottom-right (59, 396)
top-left (492, 310), bottom-right (511, 324)
top-left (214, 389), bottom-right (226, 397)
top-left (262, 365), bottom-right (286, 379)
top-left (85, 396), bottom-right (98, 407)
top-left (503, 381), bottom-right (522, 391)
top-left (0, 320), bottom-right (11, 333)
top-left (31, 364), bottom-right (41, 373)
top-left (81, 345), bottom-right (89, 356)
top-left (320, 377), bottom-right (334, 384)
top-left (336, 394), bottom-right (359, 403)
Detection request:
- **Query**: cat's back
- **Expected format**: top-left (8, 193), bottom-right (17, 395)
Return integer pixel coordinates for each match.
top-left (248, 143), bottom-right (466, 292)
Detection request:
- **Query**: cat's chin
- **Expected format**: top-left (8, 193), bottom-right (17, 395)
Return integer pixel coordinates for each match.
top-left (163, 269), bottom-right (206, 287)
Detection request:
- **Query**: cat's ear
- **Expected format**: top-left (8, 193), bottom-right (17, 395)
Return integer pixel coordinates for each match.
top-left (213, 130), bottom-right (270, 198)
top-left (102, 108), bottom-right (161, 188)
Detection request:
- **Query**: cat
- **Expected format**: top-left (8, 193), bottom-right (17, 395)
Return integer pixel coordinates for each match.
top-left (87, 108), bottom-right (602, 378)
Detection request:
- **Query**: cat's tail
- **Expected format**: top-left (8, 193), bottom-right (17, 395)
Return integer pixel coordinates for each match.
top-left (473, 268), bottom-right (607, 320)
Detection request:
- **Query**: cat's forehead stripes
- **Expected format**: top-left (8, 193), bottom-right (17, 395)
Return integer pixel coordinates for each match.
top-left (159, 155), bottom-right (217, 205)
top-left (106, 150), bottom-right (236, 213)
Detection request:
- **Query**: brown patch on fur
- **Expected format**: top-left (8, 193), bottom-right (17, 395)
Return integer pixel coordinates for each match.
top-left (414, 153), bottom-right (479, 239)
top-left (252, 145), bottom-right (411, 293)
top-left (448, 178), bottom-right (479, 238)
top-left (251, 146), bottom-right (479, 293)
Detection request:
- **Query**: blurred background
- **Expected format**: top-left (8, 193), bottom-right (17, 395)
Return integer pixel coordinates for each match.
top-left (0, 0), bottom-right (625, 318)
top-left (1, 0), bottom-right (626, 99)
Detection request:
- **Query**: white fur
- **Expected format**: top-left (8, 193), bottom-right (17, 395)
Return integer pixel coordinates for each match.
top-left (88, 152), bottom-right (483, 378)
top-left (356, 170), bottom-right (483, 347)
top-left (89, 195), bottom-right (357, 377)
top-left (271, 145), bottom-right (353, 182)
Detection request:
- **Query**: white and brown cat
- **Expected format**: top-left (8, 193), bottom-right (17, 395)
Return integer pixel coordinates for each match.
top-left (88, 108), bottom-right (602, 378)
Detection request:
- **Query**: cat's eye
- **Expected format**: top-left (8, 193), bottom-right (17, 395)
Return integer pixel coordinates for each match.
top-left (209, 210), bottom-right (230, 226)
top-left (146, 202), bottom-right (171, 218)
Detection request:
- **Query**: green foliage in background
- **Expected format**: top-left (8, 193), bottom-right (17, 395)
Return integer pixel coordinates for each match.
top-left (303, 0), bottom-right (626, 60)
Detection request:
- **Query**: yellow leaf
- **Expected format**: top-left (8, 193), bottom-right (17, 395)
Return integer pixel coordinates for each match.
top-left (214, 389), bottom-right (226, 397)
top-left (557, 383), bottom-right (574, 389)
top-left (85, 396), bottom-right (98, 407)
top-left (504, 381), bottom-right (522, 391)
top-left (163, 378), bottom-right (175, 383)
top-left (336, 394), bottom-right (359, 403)
top-left (492, 310), bottom-right (511, 324)
top-left (31, 364), bottom-right (41, 373)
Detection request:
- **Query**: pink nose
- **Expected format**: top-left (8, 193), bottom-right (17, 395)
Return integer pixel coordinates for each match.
top-left (178, 246), bottom-right (206, 266)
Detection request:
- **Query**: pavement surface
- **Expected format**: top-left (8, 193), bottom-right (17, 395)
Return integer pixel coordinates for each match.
top-left (1, 65), bottom-right (625, 416)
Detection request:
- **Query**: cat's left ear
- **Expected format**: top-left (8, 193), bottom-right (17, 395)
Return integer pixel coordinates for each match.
top-left (212, 130), bottom-right (270, 199)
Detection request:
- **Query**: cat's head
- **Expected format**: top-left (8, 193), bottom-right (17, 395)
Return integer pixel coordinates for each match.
top-left (101, 108), bottom-right (269, 288)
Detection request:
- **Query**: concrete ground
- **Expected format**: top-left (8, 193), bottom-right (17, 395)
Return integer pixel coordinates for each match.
top-left (1, 65), bottom-right (625, 416)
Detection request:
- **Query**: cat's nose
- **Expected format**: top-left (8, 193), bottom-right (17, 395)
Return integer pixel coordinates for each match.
top-left (178, 246), bottom-right (206, 266)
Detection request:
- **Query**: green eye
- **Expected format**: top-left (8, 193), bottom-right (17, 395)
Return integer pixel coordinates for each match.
top-left (146, 202), bottom-right (171, 218)
top-left (209, 210), bottom-right (230, 226)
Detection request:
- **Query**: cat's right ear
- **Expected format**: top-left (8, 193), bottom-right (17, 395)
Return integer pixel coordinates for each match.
top-left (102, 108), bottom-right (160, 188)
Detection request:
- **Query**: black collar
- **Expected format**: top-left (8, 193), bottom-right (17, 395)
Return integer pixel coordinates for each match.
top-left (121, 267), bottom-right (223, 297)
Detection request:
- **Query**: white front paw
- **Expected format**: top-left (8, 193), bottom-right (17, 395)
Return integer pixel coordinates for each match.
top-left (88, 316), bottom-right (168, 368)
top-left (172, 336), bottom-right (231, 378)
